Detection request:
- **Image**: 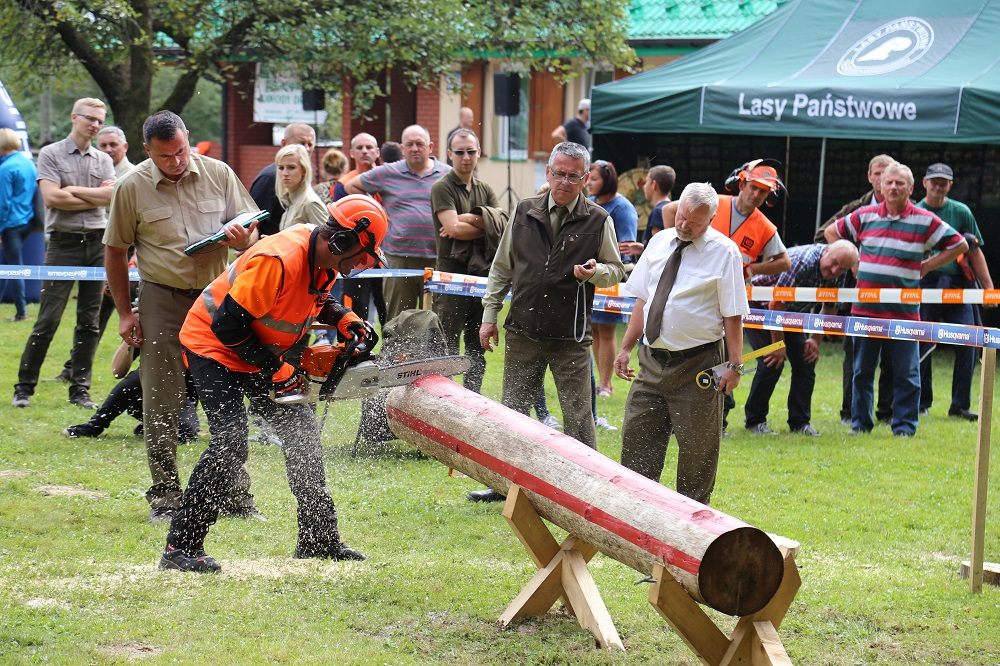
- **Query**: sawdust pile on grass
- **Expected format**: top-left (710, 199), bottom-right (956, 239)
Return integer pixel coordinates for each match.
top-left (35, 485), bottom-right (108, 500)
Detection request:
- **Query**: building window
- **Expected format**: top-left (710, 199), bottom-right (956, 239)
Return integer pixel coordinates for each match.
top-left (588, 69), bottom-right (614, 98)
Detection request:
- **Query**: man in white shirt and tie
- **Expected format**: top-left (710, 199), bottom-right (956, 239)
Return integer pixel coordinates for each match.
top-left (613, 182), bottom-right (749, 506)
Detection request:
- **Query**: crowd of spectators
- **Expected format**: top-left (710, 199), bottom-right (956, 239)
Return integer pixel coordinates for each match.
top-left (2, 98), bottom-right (992, 569)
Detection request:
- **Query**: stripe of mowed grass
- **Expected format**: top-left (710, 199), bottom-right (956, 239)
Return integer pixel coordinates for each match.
top-left (0, 299), bottom-right (998, 664)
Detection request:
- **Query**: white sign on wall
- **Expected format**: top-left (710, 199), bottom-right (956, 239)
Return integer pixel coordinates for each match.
top-left (253, 63), bottom-right (327, 125)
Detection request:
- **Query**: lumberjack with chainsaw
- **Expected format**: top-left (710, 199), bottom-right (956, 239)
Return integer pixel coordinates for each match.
top-left (160, 195), bottom-right (387, 573)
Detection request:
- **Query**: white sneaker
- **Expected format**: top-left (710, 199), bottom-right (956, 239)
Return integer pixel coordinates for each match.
top-left (538, 414), bottom-right (563, 430)
top-left (594, 416), bottom-right (618, 432)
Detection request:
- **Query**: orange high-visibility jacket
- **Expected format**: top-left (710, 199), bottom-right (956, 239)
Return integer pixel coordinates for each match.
top-left (180, 224), bottom-right (344, 372)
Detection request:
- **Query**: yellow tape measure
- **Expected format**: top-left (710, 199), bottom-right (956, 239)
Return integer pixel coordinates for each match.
top-left (738, 340), bottom-right (786, 364)
top-left (695, 340), bottom-right (786, 389)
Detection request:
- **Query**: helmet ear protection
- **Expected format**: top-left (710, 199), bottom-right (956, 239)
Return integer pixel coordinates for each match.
top-left (724, 158), bottom-right (787, 206)
top-left (328, 216), bottom-right (371, 255)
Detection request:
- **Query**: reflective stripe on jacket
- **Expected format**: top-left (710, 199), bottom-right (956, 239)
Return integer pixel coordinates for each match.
top-left (180, 224), bottom-right (335, 372)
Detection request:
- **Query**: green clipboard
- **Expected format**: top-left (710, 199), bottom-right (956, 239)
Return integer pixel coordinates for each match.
top-left (184, 210), bottom-right (270, 255)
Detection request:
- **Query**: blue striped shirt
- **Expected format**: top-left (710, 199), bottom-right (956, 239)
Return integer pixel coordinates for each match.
top-left (358, 159), bottom-right (450, 258)
top-left (751, 243), bottom-right (846, 312)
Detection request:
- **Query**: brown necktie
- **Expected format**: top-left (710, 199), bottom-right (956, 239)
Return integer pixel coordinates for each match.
top-left (644, 240), bottom-right (692, 344)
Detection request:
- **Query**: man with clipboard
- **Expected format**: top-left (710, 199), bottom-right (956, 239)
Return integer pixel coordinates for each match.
top-left (104, 110), bottom-right (260, 524)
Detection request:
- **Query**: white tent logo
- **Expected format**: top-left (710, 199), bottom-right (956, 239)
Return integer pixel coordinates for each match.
top-left (838, 17), bottom-right (934, 76)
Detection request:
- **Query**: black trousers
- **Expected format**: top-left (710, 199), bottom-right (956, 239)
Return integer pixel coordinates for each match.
top-left (743, 328), bottom-right (815, 430)
top-left (167, 351), bottom-right (343, 555)
top-left (85, 368), bottom-right (199, 437)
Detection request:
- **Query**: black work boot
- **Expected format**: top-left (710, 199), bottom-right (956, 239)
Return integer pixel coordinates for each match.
top-left (159, 544), bottom-right (221, 573)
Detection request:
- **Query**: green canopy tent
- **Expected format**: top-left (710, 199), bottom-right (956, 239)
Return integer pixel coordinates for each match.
top-left (591, 0), bottom-right (1000, 237)
top-left (595, 0), bottom-right (1000, 594)
top-left (593, 0), bottom-right (1000, 141)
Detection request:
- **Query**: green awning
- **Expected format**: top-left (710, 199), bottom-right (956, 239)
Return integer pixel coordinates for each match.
top-left (592, 0), bottom-right (1000, 143)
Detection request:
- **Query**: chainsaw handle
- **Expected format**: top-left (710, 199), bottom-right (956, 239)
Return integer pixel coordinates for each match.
top-left (344, 321), bottom-right (378, 357)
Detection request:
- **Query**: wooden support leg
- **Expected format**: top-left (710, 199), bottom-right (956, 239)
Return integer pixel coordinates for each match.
top-left (721, 547), bottom-right (800, 665)
top-left (970, 347), bottom-right (995, 593)
top-left (649, 548), bottom-right (799, 666)
top-left (499, 485), bottom-right (624, 651)
top-left (561, 550), bottom-right (622, 650)
top-left (649, 564), bottom-right (730, 666)
top-left (751, 621), bottom-right (793, 666)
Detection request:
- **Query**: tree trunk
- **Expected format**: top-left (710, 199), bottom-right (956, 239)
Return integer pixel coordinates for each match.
top-left (386, 375), bottom-right (786, 617)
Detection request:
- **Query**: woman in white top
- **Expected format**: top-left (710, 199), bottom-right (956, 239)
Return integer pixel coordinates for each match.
top-left (275, 144), bottom-right (328, 230)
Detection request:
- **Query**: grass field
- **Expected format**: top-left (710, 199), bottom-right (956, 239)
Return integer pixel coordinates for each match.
top-left (1, 295), bottom-right (998, 665)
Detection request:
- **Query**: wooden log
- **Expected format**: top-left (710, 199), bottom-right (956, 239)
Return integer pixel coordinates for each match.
top-left (386, 376), bottom-right (785, 616)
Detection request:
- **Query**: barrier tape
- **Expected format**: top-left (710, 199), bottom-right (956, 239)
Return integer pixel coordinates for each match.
top-left (423, 270), bottom-right (1000, 350)
top-left (747, 285), bottom-right (1000, 305)
top-left (424, 269), bottom-right (1000, 305)
top-left (11, 264), bottom-right (998, 348)
top-left (743, 308), bottom-right (1000, 349)
top-left (0, 265), bottom-right (424, 283)
top-left (11, 264), bottom-right (995, 305)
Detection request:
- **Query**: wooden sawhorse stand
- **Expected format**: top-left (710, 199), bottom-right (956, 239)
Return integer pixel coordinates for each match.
top-left (499, 485), bottom-right (801, 664)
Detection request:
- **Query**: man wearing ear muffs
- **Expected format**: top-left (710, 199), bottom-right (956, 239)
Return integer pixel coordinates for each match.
top-left (159, 194), bottom-right (387, 573)
top-left (660, 159), bottom-right (791, 281)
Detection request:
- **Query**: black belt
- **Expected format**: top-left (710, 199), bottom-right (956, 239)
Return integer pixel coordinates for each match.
top-left (50, 229), bottom-right (104, 242)
top-left (146, 281), bottom-right (203, 297)
top-left (648, 340), bottom-right (718, 362)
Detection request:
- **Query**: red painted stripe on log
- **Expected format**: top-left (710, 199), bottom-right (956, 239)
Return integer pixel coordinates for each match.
top-left (386, 404), bottom-right (703, 575)
top-left (408, 375), bottom-right (747, 536)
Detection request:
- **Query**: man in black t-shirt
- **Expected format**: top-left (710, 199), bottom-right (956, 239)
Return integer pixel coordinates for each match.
top-left (551, 98), bottom-right (590, 148)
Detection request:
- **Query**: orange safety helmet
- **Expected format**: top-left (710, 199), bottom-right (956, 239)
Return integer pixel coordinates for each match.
top-left (325, 194), bottom-right (388, 273)
top-left (724, 158), bottom-right (787, 205)
top-left (744, 164), bottom-right (783, 192)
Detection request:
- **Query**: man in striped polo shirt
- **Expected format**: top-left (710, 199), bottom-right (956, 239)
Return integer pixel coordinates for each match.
top-left (825, 161), bottom-right (967, 437)
top-left (345, 125), bottom-right (450, 323)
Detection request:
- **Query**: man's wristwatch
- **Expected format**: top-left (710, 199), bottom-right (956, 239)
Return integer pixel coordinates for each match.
top-left (726, 362), bottom-right (744, 375)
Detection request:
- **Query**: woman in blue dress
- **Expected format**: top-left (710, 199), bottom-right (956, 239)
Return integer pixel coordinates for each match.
top-left (586, 160), bottom-right (637, 398)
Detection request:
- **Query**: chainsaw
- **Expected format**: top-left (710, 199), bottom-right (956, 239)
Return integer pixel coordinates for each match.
top-left (271, 341), bottom-right (471, 404)
top-left (695, 340), bottom-right (786, 390)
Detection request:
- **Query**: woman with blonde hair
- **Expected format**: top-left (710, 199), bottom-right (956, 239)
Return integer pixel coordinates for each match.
top-left (274, 144), bottom-right (327, 230)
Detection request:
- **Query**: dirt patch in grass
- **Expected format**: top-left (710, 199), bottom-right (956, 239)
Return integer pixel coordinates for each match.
top-left (0, 469), bottom-right (29, 480)
top-left (98, 643), bottom-right (161, 660)
top-left (35, 484), bottom-right (108, 500)
top-left (25, 597), bottom-right (70, 610)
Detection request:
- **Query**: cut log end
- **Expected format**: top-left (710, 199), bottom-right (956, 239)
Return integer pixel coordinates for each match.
top-left (699, 527), bottom-right (785, 616)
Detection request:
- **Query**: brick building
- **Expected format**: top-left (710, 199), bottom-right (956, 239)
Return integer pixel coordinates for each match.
top-left (221, 0), bottom-right (790, 198)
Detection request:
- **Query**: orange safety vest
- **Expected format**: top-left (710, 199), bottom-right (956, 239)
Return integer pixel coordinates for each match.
top-left (711, 194), bottom-right (778, 265)
top-left (180, 224), bottom-right (337, 372)
top-left (338, 169), bottom-right (382, 204)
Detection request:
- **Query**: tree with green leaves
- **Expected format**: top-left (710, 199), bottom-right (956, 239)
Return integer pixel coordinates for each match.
top-left (1, 0), bottom-right (636, 158)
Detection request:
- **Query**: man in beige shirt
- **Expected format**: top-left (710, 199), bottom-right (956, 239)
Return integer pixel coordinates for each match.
top-left (104, 110), bottom-right (259, 523)
top-left (12, 97), bottom-right (116, 410)
top-left (50, 125), bottom-right (136, 385)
